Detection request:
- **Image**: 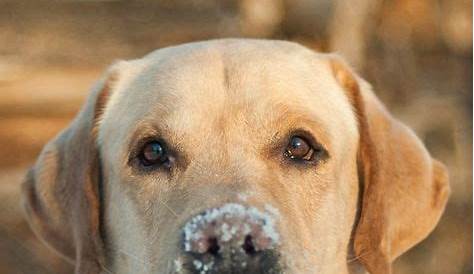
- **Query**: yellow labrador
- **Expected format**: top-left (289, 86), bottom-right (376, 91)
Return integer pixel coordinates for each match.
top-left (22, 39), bottom-right (450, 274)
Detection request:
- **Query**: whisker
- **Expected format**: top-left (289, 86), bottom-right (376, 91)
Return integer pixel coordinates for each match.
top-left (100, 264), bottom-right (116, 274)
top-left (160, 199), bottom-right (179, 218)
top-left (346, 249), bottom-right (373, 263)
top-left (117, 248), bottom-right (151, 267)
top-left (105, 245), bottom-right (153, 270)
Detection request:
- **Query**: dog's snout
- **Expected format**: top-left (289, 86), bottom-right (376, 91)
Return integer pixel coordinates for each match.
top-left (179, 203), bottom-right (281, 273)
top-left (183, 203), bottom-right (279, 255)
top-left (185, 214), bottom-right (272, 256)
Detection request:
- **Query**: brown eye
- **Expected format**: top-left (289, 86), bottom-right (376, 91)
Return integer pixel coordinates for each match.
top-left (139, 141), bottom-right (168, 167)
top-left (285, 136), bottom-right (315, 161)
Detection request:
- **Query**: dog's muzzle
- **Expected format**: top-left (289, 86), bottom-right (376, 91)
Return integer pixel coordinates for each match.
top-left (175, 203), bottom-right (282, 273)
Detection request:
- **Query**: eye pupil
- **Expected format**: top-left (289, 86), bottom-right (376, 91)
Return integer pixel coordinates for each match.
top-left (290, 137), bottom-right (306, 149)
top-left (286, 136), bottom-right (313, 160)
top-left (141, 141), bottom-right (166, 166)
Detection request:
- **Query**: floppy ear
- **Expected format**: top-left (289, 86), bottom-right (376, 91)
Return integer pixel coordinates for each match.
top-left (21, 62), bottom-right (124, 274)
top-left (329, 58), bottom-right (450, 274)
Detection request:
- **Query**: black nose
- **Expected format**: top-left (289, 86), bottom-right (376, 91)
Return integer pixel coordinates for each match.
top-left (179, 203), bottom-right (282, 273)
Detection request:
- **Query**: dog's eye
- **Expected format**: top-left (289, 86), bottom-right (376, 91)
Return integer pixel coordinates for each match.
top-left (139, 141), bottom-right (169, 167)
top-left (285, 136), bottom-right (319, 161)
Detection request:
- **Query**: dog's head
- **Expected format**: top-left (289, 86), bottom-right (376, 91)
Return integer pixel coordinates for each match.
top-left (22, 39), bottom-right (449, 274)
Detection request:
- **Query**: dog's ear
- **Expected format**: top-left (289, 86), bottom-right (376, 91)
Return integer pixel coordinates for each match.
top-left (21, 62), bottom-right (125, 273)
top-left (329, 57), bottom-right (450, 274)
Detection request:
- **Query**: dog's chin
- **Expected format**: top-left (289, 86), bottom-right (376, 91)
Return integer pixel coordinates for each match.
top-left (173, 250), bottom-right (283, 274)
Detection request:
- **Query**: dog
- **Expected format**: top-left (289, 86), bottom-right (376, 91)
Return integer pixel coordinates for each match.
top-left (22, 39), bottom-right (450, 274)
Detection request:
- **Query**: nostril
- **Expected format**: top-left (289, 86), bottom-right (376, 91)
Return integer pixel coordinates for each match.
top-left (242, 235), bottom-right (257, 255)
top-left (183, 203), bottom-right (280, 259)
top-left (207, 237), bottom-right (220, 256)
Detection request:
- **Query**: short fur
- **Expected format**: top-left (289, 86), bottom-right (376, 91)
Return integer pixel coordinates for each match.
top-left (22, 39), bottom-right (450, 274)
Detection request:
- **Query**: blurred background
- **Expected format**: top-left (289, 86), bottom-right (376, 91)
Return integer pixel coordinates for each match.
top-left (0, 0), bottom-right (471, 273)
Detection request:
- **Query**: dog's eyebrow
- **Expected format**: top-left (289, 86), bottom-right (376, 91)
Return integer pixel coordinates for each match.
top-left (125, 119), bottom-right (184, 156)
top-left (268, 110), bottom-right (333, 152)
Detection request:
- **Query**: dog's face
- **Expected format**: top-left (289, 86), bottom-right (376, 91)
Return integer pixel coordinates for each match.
top-left (98, 41), bottom-right (360, 274)
top-left (22, 40), bottom-right (450, 274)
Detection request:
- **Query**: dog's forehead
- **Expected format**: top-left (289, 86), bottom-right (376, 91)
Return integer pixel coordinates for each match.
top-left (99, 40), bottom-right (357, 150)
